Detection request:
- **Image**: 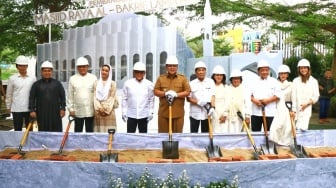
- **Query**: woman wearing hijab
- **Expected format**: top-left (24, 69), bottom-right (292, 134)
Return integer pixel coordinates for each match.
top-left (93, 64), bottom-right (118, 132)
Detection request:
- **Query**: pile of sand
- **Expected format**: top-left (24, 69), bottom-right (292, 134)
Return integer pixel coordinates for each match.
top-left (1, 146), bottom-right (336, 162)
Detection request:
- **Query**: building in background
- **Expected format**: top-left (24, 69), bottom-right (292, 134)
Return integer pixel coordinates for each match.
top-left (37, 13), bottom-right (194, 88)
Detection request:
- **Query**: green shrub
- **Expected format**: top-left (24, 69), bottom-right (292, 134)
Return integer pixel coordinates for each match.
top-left (328, 96), bottom-right (336, 118)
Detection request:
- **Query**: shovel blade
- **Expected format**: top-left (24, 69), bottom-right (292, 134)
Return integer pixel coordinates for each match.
top-left (290, 144), bottom-right (308, 158)
top-left (206, 145), bottom-right (223, 158)
top-left (162, 141), bottom-right (179, 159)
top-left (260, 142), bottom-right (278, 155)
top-left (100, 153), bottom-right (118, 162)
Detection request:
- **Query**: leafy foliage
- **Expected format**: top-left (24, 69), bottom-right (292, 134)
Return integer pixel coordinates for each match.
top-left (188, 0), bottom-right (336, 76)
top-left (187, 36), bottom-right (233, 57)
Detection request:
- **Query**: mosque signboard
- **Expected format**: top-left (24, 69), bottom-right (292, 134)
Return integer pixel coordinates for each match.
top-left (34, 0), bottom-right (199, 25)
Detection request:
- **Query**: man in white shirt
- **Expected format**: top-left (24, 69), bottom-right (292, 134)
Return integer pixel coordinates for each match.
top-left (67, 57), bottom-right (97, 132)
top-left (122, 62), bottom-right (154, 133)
top-left (250, 60), bottom-right (281, 132)
top-left (187, 61), bottom-right (215, 133)
top-left (6, 55), bottom-right (36, 131)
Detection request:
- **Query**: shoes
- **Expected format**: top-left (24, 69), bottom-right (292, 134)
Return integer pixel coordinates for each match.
top-left (319, 119), bottom-right (330, 124)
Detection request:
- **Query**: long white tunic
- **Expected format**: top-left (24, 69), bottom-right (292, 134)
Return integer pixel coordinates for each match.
top-left (270, 80), bottom-right (293, 145)
top-left (291, 76), bottom-right (319, 130)
top-left (224, 84), bottom-right (252, 133)
top-left (212, 84), bottom-right (229, 133)
top-left (67, 73), bottom-right (97, 118)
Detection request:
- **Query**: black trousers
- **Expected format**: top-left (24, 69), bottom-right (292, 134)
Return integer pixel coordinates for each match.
top-left (12, 112), bottom-right (30, 131)
top-left (74, 117), bottom-right (94, 132)
top-left (190, 117), bottom-right (209, 133)
top-left (127, 117), bottom-right (148, 133)
top-left (251, 115), bottom-right (274, 132)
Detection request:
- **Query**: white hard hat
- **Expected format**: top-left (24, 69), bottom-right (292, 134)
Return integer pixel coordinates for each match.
top-left (230, 69), bottom-right (242, 78)
top-left (133, 62), bottom-right (146, 71)
top-left (257, 60), bottom-right (270, 68)
top-left (41, 61), bottom-right (53, 69)
top-left (297, 59), bottom-right (310, 67)
top-left (15, 55), bottom-right (29, 65)
top-left (278, 64), bottom-right (291, 73)
top-left (76, 57), bottom-right (89, 66)
top-left (212, 65), bottom-right (226, 75)
top-left (194, 61), bottom-right (206, 69)
top-left (165, 56), bottom-right (179, 65)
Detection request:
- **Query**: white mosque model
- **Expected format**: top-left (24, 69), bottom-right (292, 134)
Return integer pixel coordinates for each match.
top-left (37, 12), bottom-right (194, 88)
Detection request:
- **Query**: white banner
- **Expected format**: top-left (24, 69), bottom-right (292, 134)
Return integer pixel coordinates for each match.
top-left (34, 0), bottom-right (200, 25)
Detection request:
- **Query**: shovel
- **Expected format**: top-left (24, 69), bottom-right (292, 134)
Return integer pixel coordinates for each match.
top-left (204, 103), bottom-right (222, 159)
top-left (7, 119), bottom-right (36, 159)
top-left (162, 93), bottom-right (179, 159)
top-left (50, 115), bottom-right (75, 159)
top-left (100, 128), bottom-right (118, 162)
top-left (237, 111), bottom-right (261, 159)
top-left (285, 101), bottom-right (308, 158)
top-left (260, 105), bottom-right (278, 155)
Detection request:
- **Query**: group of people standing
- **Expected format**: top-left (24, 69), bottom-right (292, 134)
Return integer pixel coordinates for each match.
top-left (6, 56), bottom-right (118, 133)
top-left (4, 55), bottom-right (331, 145)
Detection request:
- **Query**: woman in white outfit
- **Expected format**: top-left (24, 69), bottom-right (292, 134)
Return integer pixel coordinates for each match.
top-left (291, 59), bottom-right (319, 131)
top-left (224, 69), bottom-right (251, 133)
top-left (210, 65), bottom-right (229, 133)
top-left (270, 65), bottom-right (293, 145)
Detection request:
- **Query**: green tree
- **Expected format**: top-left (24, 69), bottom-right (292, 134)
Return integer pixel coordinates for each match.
top-left (213, 38), bottom-right (234, 56)
top-left (0, 0), bottom-right (85, 58)
top-left (189, 0), bottom-right (336, 76)
top-left (187, 36), bottom-right (233, 57)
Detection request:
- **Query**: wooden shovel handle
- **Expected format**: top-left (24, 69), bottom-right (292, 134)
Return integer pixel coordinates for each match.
top-left (290, 116), bottom-right (297, 139)
top-left (18, 119), bottom-right (35, 152)
top-left (261, 106), bottom-right (268, 136)
top-left (108, 132), bottom-right (113, 152)
top-left (168, 105), bottom-right (172, 141)
top-left (237, 112), bottom-right (256, 146)
top-left (208, 116), bottom-right (213, 139)
top-left (242, 120), bottom-right (256, 146)
top-left (20, 120), bottom-right (34, 146)
top-left (59, 116), bottom-right (74, 153)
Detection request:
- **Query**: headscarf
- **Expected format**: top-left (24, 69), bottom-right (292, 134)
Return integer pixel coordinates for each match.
top-left (96, 64), bottom-right (112, 101)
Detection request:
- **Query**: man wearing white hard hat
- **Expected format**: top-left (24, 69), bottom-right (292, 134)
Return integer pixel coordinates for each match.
top-left (6, 55), bottom-right (36, 131)
top-left (250, 60), bottom-right (281, 132)
top-left (154, 56), bottom-right (191, 133)
top-left (68, 56), bottom-right (97, 132)
top-left (224, 69), bottom-right (251, 133)
top-left (122, 61), bottom-right (154, 133)
top-left (291, 59), bottom-right (319, 131)
top-left (269, 64), bottom-right (293, 145)
top-left (29, 61), bottom-right (66, 132)
top-left (187, 61), bottom-right (215, 133)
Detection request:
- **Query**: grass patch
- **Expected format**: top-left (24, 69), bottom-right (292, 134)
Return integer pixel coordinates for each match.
top-left (309, 124), bottom-right (336, 130)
